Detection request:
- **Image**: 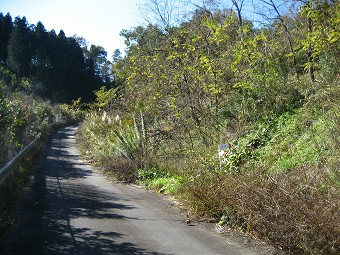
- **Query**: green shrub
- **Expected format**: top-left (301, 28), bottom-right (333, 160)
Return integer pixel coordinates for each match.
top-left (138, 167), bottom-right (182, 194)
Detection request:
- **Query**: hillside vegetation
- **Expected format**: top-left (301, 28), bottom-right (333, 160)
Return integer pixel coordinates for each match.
top-left (79, 1), bottom-right (339, 254)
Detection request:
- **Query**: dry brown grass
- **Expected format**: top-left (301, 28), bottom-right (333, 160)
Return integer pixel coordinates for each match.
top-left (179, 163), bottom-right (340, 255)
top-left (236, 165), bottom-right (339, 254)
top-left (99, 155), bottom-right (139, 183)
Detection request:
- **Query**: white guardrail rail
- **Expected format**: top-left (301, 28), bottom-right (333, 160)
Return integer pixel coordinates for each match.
top-left (0, 122), bottom-right (65, 187)
top-left (0, 134), bottom-right (41, 186)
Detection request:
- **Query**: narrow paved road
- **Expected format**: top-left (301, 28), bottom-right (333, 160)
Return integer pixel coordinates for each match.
top-left (4, 126), bottom-right (259, 255)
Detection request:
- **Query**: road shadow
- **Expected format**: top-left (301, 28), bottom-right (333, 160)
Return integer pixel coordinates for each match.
top-left (4, 126), bottom-right (173, 255)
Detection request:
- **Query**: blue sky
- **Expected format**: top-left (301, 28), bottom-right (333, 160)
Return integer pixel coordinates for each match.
top-left (0, 0), bottom-right (290, 58)
top-left (0, 0), bottom-right (145, 57)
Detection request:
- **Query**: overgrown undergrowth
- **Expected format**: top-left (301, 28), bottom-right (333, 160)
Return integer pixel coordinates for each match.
top-left (79, 79), bottom-right (339, 255)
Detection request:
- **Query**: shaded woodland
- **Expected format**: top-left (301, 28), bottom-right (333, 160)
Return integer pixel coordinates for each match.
top-left (0, 12), bottom-right (113, 103)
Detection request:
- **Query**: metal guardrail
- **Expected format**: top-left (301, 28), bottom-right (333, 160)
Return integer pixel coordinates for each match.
top-left (0, 134), bottom-right (41, 186)
top-left (0, 122), bottom-right (66, 187)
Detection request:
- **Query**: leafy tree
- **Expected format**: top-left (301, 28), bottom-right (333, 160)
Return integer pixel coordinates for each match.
top-left (120, 10), bottom-right (244, 146)
top-left (297, 0), bottom-right (340, 81)
top-left (112, 49), bottom-right (125, 85)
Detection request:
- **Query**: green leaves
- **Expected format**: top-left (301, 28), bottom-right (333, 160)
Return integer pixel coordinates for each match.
top-left (297, 0), bottom-right (340, 79)
top-left (94, 86), bottom-right (119, 109)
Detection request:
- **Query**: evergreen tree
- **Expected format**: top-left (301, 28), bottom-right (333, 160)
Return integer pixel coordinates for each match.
top-left (64, 37), bottom-right (86, 101)
top-left (0, 12), bottom-right (13, 65)
top-left (32, 22), bottom-right (49, 76)
top-left (48, 30), bottom-right (68, 101)
top-left (7, 16), bottom-right (31, 78)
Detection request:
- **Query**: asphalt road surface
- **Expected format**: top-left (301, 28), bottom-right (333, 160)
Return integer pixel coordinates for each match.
top-left (4, 126), bottom-right (261, 255)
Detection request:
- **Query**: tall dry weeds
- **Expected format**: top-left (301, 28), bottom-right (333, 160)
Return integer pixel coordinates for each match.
top-left (234, 165), bottom-right (339, 254)
top-left (179, 164), bottom-right (339, 255)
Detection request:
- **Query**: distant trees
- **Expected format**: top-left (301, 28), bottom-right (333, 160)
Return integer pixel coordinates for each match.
top-left (7, 16), bottom-right (31, 78)
top-left (0, 12), bottom-right (113, 103)
top-left (0, 13), bottom-right (13, 65)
